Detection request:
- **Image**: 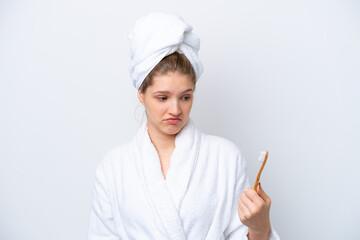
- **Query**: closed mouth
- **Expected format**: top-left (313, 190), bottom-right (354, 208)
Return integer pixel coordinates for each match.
top-left (166, 118), bottom-right (181, 120)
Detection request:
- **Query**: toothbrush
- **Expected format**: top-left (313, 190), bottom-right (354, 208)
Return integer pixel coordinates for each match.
top-left (253, 151), bottom-right (269, 191)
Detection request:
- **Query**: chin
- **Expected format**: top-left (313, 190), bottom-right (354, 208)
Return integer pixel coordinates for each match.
top-left (163, 126), bottom-right (182, 136)
top-left (163, 123), bottom-right (184, 135)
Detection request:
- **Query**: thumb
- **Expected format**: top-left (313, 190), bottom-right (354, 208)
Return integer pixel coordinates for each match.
top-left (257, 182), bottom-right (271, 205)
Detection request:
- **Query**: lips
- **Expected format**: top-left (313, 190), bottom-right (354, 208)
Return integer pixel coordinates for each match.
top-left (165, 118), bottom-right (181, 124)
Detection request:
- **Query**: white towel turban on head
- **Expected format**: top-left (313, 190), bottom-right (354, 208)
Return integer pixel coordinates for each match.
top-left (128, 12), bottom-right (204, 89)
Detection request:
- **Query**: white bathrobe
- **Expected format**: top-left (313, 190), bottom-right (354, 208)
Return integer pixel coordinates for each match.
top-left (88, 119), bottom-right (280, 240)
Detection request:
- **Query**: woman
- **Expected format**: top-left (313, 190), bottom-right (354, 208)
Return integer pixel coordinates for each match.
top-left (88, 12), bottom-right (280, 240)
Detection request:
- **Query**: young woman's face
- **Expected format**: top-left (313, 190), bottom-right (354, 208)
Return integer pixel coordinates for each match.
top-left (138, 71), bottom-right (194, 136)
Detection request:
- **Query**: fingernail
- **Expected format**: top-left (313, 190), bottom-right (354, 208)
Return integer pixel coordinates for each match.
top-left (258, 182), bottom-right (262, 189)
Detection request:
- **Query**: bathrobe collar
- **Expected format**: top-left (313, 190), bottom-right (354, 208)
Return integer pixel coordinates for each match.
top-left (132, 118), bottom-right (201, 240)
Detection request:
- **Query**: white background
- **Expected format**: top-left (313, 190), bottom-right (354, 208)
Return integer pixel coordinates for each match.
top-left (1, 0), bottom-right (359, 239)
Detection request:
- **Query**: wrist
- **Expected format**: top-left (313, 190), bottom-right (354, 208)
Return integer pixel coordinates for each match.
top-left (248, 228), bottom-right (270, 240)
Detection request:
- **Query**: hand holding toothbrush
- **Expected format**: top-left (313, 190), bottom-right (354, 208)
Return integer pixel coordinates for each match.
top-left (238, 183), bottom-right (271, 239)
top-left (237, 151), bottom-right (272, 240)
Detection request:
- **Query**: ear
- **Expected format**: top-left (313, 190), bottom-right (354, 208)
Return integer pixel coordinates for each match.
top-left (137, 90), bottom-right (144, 105)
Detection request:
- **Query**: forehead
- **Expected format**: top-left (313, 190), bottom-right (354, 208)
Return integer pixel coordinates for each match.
top-left (148, 71), bottom-right (194, 93)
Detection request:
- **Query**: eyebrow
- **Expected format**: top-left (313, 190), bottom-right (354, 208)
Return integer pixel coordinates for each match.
top-left (152, 88), bottom-right (193, 94)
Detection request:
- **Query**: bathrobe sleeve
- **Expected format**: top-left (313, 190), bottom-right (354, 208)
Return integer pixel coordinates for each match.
top-left (88, 153), bottom-right (119, 240)
top-left (223, 151), bottom-right (250, 239)
top-left (224, 152), bottom-right (280, 240)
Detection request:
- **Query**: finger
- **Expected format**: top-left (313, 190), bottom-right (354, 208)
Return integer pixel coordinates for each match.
top-left (238, 198), bottom-right (251, 222)
top-left (244, 187), bottom-right (264, 206)
top-left (237, 200), bottom-right (245, 217)
top-left (257, 182), bottom-right (271, 205)
top-left (240, 191), bottom-right (257, 213)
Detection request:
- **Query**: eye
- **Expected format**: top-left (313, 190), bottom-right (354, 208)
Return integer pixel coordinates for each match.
top-left (182, 96), bottom-right (191, 101)
top-left (158, 96), bottom-right (167, 101)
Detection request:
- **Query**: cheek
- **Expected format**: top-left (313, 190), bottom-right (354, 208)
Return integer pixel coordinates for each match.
top-left (146, 101), bottom-right (167, 116)
top-left (183, 102), bottom-right (193, 113)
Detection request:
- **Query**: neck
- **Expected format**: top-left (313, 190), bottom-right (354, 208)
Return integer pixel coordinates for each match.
top-left (147, 123), bottom-right (176, 153)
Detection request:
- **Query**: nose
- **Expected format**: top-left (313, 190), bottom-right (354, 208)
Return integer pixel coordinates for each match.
top-left (169, 99), bottom-right (181, 116)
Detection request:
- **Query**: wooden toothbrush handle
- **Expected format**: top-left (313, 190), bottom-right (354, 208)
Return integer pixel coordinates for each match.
top-left (253, 151), bottom-right (269, 191)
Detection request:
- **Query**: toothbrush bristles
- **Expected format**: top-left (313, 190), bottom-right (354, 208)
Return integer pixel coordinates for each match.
top-left (258, 151), bottom-right (267, 162)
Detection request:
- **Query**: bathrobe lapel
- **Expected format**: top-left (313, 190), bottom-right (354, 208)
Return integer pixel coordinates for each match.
top-left (132, 119), bottom-right (201, 240)
top-left (164, 119), bottom-right (201, 210)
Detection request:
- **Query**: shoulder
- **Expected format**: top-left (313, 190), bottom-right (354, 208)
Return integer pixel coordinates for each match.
top-left (95, 141), bottom-right (133, 174)
top-left (200, 132), bottom-right (243, 157)
top-left (199, 132), bottom-right (248, 180)
top-left (199, 131), bottom-right (246, 171)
